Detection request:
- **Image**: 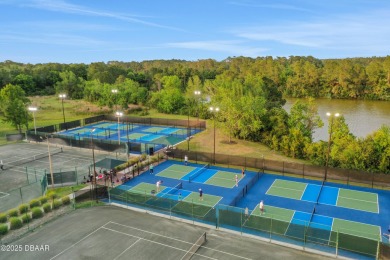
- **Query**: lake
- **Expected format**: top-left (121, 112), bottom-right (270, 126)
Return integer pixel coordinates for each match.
top-left (284, 98), bottom-right (390, 141)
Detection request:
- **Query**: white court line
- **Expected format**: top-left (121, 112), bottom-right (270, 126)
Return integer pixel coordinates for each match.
top-left (264, 179), bottom-right (276, 194)
top-left (0, 192), bottom-right (10, 199)
top-left (300, 184), bottom-right (308, 200)
top-left (102, 226), bottom-right (218, 260)
top-left (108, 222), bottom-right (251, 260)
top-left (50, 221), bottom-right (111, 259)
top-left (113, 238), bottom-right (140, 260)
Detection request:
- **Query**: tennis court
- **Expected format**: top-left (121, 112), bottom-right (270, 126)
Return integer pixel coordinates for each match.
top-left (108, 159), bottom-right (389, 259)
top-left (58, 121), bottom-right (204, 154)
top-left (266, 179), bottom-right (379, 213)
top-left (0, 206), bottom-right (327, 260)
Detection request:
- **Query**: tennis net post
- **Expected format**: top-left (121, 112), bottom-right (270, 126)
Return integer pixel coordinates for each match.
top-left (181, 232), bottom-right (207, 260)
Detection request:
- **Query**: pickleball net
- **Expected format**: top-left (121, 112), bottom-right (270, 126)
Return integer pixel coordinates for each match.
top-left (316, 180), bottom-right (325, 205)
top-left (3, 148), bottom-right (63, 170)
top-left (181, 232), bottom-right (207, 260)
top-left (160, 182), bottom-right (183, 199)
top-left (188, 164), bottom-right (210, 183)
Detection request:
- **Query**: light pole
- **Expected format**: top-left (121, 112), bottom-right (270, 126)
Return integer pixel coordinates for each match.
top-left (115, 111), bottom-right (123, 145)
top-left (325, 112), bottom-right (340, 181)
top-left (209, 106), bottom-right (219, 164)
top-left (194, 90), bottom-right (201, 123)
top-left (90, 129), bottom-right (98, 201)
top-left (112, 89), bottom-right (118, 111)
top-left (28, 107), bottom-right (37, 134)
top-left (58, 94), bottom-right (66, 125)
top-left (187, 99), bottom-right (190, 151)
top-left (40, 135), bottom-right (54, 189)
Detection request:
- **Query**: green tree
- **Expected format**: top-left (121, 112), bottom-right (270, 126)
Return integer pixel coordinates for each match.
top-left (55, 70), bottom-right (85, 99)
top-left (0, 84), bottom-right (30, 132)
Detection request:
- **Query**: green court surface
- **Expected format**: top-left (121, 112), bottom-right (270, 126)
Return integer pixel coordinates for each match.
top-left (130, 182), bottom-right (165, 194)
top-left (69, 129), bottom-right (88, 134)
top-left (126, 133), bottom-right (147, 140)
top-left (266, 179), bottom-right (379, 213)
top-left (156, 165), bottom-right (194, 179)
top-left (243, 205), bottom-right (381, 245)
top-left (205, 171), bottom-right (238, 188)
top-left (337, 189), bottom-right (378, 213)
top-left (182, 192), bottom-right (222, 207)
top-left (332, 218), bottom-right (381, 241)
top-left (172, 192), bottom-right (221, 218)
top-left (143, 126), bottom-right (166, 133)
top-left (266, 179), bottom-right (307, 200)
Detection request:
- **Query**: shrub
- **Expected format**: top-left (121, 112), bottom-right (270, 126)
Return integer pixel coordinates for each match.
top-left (0, 213), bottom-right (7, 223)
top-left (0, 223), bottom-right (8, 235)
top-left (42, 203), bottom-right (52, 213)
top-left (52, 199), bottom-right (62, 209)
top-left (31, 207), bottom-right (43, 219)
top-left (29, 199), bottom-right (40, 208)
top-left (9, 217), bottom-right (23, 230)
top-left (19, 204), bottom-right (29, 214)
top-left (61, 196), bottom-right (70, 205)
top-left (46, 190), bottom-right (58, 201)
top-left (7, 208), bottom-right (18, 217)
top-left (39, 196), bottom-right (48, 204)
top-left (21, 213), bottom-right (31, 223)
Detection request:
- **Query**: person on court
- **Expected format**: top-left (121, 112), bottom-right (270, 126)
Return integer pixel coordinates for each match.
top-left (235, 174), bottom-right (238, 187)
top-left (184, 155), bottom-right (188, 165)
top-left (150, 164), bottom-right (154, 174)
top-left (259, 200), bottom-right (264, 215)
top-left (156, 180), bottom-right (162, 192)
top-left (199, 188), bottom-right (203, 201)
top-left (241, 167), bottom-right (245, 178)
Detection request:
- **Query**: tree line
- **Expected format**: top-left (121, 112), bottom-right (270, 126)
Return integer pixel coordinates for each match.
top-left (0, 56), bottom-right (389, 174)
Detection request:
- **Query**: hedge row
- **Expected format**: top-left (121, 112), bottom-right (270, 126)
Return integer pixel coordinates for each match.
top-left (0, 195), bottom-right (72, 237)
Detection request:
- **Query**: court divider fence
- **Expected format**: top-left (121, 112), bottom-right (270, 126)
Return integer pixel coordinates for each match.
top-left (166, 149), bottom-right (390, 190)
top-left (0, 171), bottom-right (47, 213)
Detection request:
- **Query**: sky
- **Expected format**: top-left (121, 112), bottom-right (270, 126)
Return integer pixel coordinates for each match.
top-left (1, 0), bottom-right (390, 64)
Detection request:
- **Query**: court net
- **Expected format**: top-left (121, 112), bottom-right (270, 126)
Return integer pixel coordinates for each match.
top-left (316, 180), bottom-right (325, 205)
top-left (3, 148), bottom-right (63, 170)
top-left (160, 182), bottom-right (183, 199)
top-left (181, 232), bottom-right (207, 260)
top-left (188, 164), bottom-right (210, 183)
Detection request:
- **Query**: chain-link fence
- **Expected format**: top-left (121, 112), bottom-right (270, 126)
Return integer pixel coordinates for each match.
top-left (0, 173), bottom-right (47, 212)
top-left (167, 149), bottom-right (390, 190)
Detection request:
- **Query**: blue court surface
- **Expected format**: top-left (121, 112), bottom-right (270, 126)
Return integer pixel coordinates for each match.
top-left (108, 160), bottom-right (390, 259)
top-left (57, 121), bottom-right (204, 153)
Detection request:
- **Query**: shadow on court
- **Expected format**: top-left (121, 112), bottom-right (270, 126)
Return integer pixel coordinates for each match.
top-left (0, 206), bottom-right (330, 260)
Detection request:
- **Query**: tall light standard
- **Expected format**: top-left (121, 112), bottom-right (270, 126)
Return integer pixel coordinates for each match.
top-left (194, 90), bottom-right (201, 123)
top-left (28, 106), bottom-right (37, 134)
top-left (40, 135), bottom-right (54, 189)
top-left (209, 106), bottom-right (219, 164)
top-left (90, 128), bottom-right (98, 201)
top-left (115, 111), bottom-right (123, 145)
top-left (58, 94), bottom-right (66, 124)
top-left (112, 89), bottom-right (118, 111)
top-left (325, 112), bottom-right (340, 181)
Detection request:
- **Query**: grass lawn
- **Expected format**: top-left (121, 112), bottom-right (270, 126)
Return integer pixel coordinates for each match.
top-left (0, 96), bottom-right (306, 163)
top-left (49, 184), bottom-right (88, 198)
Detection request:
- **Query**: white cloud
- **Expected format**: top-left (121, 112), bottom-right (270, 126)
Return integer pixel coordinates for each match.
top-left (17, 0), bottom-right (184, 31)
top-left (228, 0), bottom-right (312, 12)
top-left (231, 9), bottom-right (390, 51)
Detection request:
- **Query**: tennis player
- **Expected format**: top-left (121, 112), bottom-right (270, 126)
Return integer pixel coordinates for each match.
top-left (259, 200), bottom-right (264, 215)
top-left (184, 155), bottom-right (188, 165)
top-left (199, 188), bottom-right (203, 201)
top-left (156, 180), bottom-right (162, 192)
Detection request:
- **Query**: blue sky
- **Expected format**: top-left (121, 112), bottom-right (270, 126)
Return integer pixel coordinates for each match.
top-left (1, 0), bottom-right (389, 64)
